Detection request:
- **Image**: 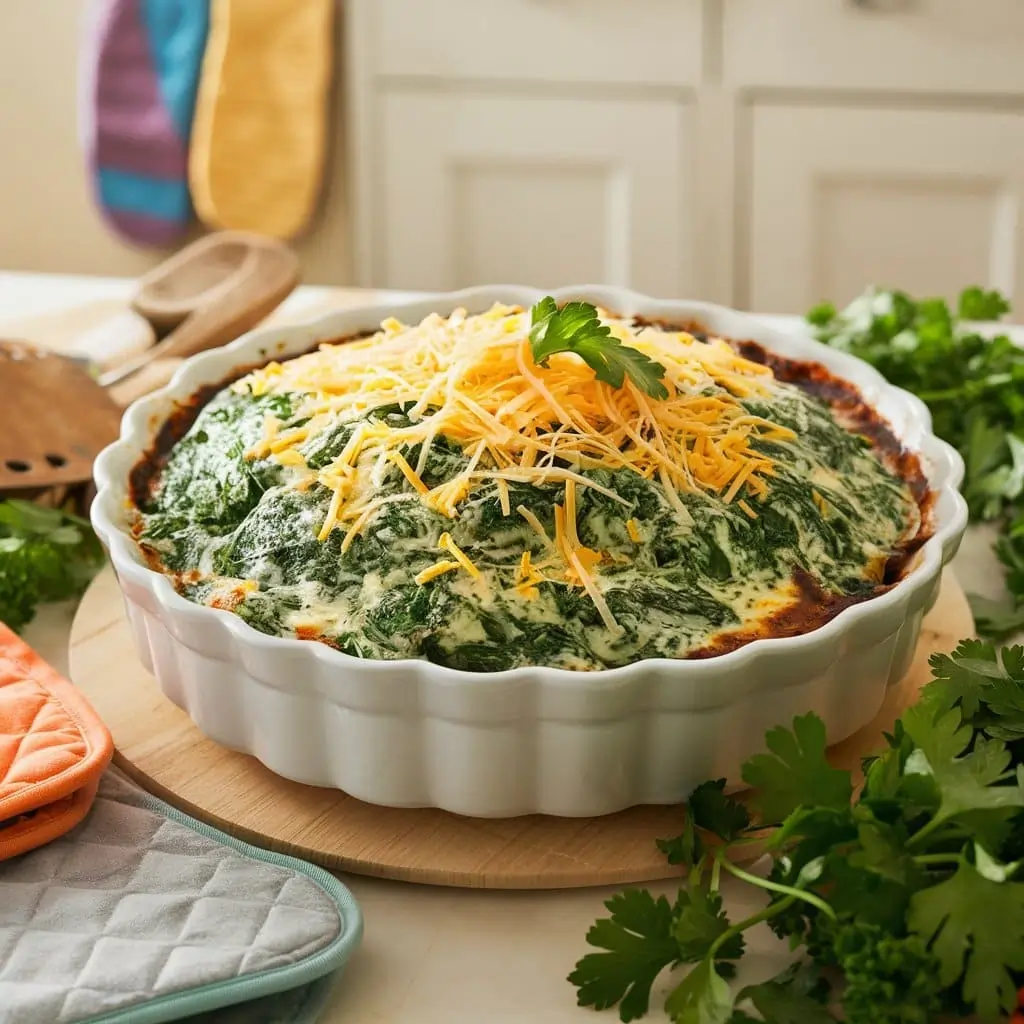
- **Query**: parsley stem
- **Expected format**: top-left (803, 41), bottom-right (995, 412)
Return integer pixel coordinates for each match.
top-left (689, 859), bottom-right (707, 890)
top-left (907, 817), bottom-right (944, 848)
top-left (708, 898), bottom-right (792, 960)
top-left (706, 889), bottom-right (829, 962)
top-left (717, 857), bottom-right (837, 920)
top-left (912, 853), bottom-right (962, 867)
top-left (710, 855), bottom-right (722, 892)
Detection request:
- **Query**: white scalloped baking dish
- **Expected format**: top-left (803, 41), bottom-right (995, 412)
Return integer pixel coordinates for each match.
top-left (91, 286), bottom-right (969, 817)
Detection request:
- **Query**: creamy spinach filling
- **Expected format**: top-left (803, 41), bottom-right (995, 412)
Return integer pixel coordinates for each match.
top-left (136, 378), bottom-right (919, 672)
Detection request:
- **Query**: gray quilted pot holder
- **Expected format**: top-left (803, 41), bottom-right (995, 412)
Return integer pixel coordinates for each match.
top-left (0, 771), bottom-right (363, 1024)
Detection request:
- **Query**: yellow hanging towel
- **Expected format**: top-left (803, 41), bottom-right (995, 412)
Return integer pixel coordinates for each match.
top-left (188, 0), bottom-right (333, 239)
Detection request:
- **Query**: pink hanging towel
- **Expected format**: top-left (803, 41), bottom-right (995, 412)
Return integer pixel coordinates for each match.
top-left (81, 0), bottom-right (209, 246)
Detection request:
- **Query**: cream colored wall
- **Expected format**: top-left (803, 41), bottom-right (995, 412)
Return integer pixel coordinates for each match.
top-left (0, 1), bottom-right (352, 284)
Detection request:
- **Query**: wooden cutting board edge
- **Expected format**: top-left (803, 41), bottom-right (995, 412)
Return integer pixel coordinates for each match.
top-left (68, 566), bottom-right (974, 889)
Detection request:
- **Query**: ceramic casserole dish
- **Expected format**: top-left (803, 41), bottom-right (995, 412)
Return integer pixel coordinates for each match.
top-left (91, 286), bottom-right (969, 817)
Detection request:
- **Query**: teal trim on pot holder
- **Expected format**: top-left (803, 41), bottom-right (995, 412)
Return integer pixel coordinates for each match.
top-left (184, 970), bottom-right (336, 1024)
top-left (80, 788), bottom-right (363, 1024)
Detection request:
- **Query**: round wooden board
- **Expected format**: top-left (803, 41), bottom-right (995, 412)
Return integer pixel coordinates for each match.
top-left (70, 567), bottom-right (973, 889)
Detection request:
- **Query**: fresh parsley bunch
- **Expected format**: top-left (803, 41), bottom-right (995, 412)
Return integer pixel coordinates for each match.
top-left (570, 642), bottom-right (1024, 1023)
top-left (808, 287), bottom-right (1024, 638)
top-left (0, 499), bottom-right (105, 631)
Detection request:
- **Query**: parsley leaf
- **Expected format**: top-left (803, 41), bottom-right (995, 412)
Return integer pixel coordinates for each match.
top-left (805, 301), bottom-right (837, 328)
top-left (664, 959), bottom-right (734, 1024)
top-left (569, 885), bottom-right (746, 1022)
top-left (902, 704), bottom-right (1024, 830)
top-left (848, 818), bottom-right (921, 888)
top-left (768, 805), bottom-right (857, 866)
top-left (822, 857), bottom-right (916, 933)
top-left (688, 779), bottom-right (751, 842)
top-left (657, 816), bottom-right (701, 867)
top-left (965, 428), bottom-right (1024, 521)
top-left (658, 781), bottom-right (750, 866)
top-left (925, 640), bottom-right (1003, 719)
top-left (0, 500), bottom-right (104, 631)
top-left (924, 642), bottom-right (1024, 742)
top-left (908, 858), bottom-right (1024, 1018)
top-left (740, 713), bottom-right (853, 823)
top-left (569, 889), bottom-right (680, 1022)
top-left (810, 285), bottom-right (1024, 632)
top-left (978, 677), bottom-right (1024, 742)
top-left (735, 963), bottom-right (833, 1024)
top-left (969, 594), bottom-right (1024, 641)
top-left (529, 297), bottom-right (669, 400)
top-left (997, 525), bottom-right (1024, 605)
top-left (673, 887), bottom-right (745, 964)
top-left (958, 285), bottom-right (1010, 321)
top-left (900, 701), bottom-right (975, 766)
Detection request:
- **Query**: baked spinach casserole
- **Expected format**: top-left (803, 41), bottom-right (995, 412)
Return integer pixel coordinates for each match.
top-left (131, 299), bottom-right (930, 672)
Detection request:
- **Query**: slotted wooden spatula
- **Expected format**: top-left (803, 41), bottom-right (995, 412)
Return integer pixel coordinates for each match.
top-left (0, 342), bottom-right (122, 493)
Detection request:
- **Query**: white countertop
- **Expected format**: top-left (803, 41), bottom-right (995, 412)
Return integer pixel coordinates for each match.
top-left (2, 272), bottom-right (1011, 1022)
top-left (0, 270), bottom-right (346, 324)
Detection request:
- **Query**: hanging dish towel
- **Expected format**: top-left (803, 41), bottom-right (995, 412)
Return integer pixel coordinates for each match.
top-left (188, 0), bottom-right (334, 239)
top-left (0, 624), bottom-right (113, 861)
top-left (81, 0), bottom-right (210, 246)
top-left (0, 770), bottom-right (362, 1023)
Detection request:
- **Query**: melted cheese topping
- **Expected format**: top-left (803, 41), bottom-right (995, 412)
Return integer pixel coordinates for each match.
top-left (238, 304), bottom-right (799, 625)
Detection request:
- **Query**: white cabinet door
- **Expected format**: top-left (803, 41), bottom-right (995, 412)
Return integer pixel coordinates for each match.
top-left (376, 92), bottom-right (692, 296)
top-left (746, 105), bottom-right (1024, 313)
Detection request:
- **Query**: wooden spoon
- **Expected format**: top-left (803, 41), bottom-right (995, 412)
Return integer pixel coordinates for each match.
top-left (107, 357), bottom-right (185, 408)
top-left (98, 232), bottom-right (299, 387)
top-left (132, 232), bottom-right (282, 332)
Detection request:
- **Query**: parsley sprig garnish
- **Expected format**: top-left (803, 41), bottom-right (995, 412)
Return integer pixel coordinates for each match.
top-left (529, 297), bottom-right (669, 400)
top-left (570, 643), bottom-right (1024, 1023)
top-left (810, 286), bottom-right (1024, 639)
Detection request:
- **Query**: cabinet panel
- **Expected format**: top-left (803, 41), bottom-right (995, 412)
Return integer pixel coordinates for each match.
top-left (370, 0), bottom-right (702, 87)
top-left (725, 0), bottom-right (1024, 94)
top-left (746, 106), bottom-right (1024, 313)
top-left (378, 92), bottom-right (692, 295)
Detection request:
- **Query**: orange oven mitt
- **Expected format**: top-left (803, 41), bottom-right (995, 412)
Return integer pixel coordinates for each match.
top-left (0, 624), bottom-right (113, 860)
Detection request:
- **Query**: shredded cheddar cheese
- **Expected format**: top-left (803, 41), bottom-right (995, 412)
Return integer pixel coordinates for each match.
top-left (496, 478), bottom-right (511, 517)
top-left (387, 450), bottom-right (430, 496)
top-left (438, 532), bottom-right (482, 580)
top-left (515, 550), bottom-right (545, 600)
top-left (238, 302), bottom-right (796, 620)
top-left (414, 559), bottom-right (461, 585)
